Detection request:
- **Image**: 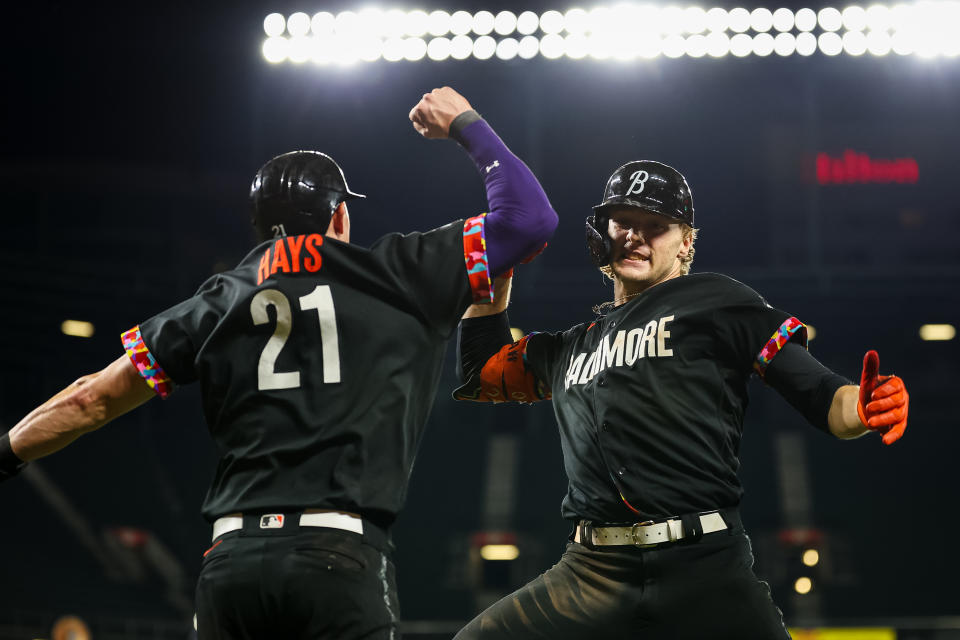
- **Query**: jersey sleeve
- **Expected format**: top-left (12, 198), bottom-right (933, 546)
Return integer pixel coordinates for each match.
top-left (121, 275), bottom-right (229, 397)
top-left (711, 281), bottom-right (808, 377)
top-left (524, 330), bottom-right (568, 386)
top-left (370, 217), bottom-right (499, 337)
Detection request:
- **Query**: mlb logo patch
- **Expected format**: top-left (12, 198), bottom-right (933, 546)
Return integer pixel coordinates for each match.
top-left (260, 514), bottom-right (285, 529)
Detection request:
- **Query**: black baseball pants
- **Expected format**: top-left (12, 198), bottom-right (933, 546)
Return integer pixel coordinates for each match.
top-left (454, 527), bottom-right (790, 640)
top-left (195, 527), bottom-right (399, 640)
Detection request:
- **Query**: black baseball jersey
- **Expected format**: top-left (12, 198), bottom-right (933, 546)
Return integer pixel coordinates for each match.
top-left (524, 273), bottom-right (807, 523)
top-left (122, 221), bottom-right (477, 525)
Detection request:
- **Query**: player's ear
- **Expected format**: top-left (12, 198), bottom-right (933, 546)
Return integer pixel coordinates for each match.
top-left (326, 201), bottom-right (350, 243)
top-left (677, 227), bottom-right (693, 258)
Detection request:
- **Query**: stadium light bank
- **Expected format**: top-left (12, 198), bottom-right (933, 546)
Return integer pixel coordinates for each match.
top-left (261, 3), bottom-right (960, 64)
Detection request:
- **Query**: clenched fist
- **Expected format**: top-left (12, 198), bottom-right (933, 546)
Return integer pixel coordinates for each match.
top-left (409, 87), bottom-right (473, 139)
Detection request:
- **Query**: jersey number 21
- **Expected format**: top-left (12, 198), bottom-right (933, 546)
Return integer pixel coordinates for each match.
top-left (250, 285), bottom-right (341, 390)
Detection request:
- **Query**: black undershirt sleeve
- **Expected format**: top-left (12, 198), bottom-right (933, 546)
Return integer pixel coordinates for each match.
top-left (456, 311), bottom-right (514, 382)
top-left (763, 342), bottom-right (853, 433)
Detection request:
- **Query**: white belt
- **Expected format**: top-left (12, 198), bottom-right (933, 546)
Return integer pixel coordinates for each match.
top-left (574, 511), bottom-right (727, 547)
top-left (212, 511), bottom-right (364, 542)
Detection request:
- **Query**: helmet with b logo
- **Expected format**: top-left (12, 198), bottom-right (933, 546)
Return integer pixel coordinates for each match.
top-left (585, 160), bottom-right (695, 268)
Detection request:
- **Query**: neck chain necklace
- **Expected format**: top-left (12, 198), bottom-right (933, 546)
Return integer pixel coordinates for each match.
top-left (592, 290), bottom-right (644, 315)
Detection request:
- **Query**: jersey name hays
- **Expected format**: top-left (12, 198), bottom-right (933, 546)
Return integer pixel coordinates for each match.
top-left (564, 315), bottom-right (675, 389)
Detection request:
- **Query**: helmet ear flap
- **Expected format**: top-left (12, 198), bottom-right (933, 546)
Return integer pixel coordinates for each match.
top-left (585, 215), bottom-right (611, 268)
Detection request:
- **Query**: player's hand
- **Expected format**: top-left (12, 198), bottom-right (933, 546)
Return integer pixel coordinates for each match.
top-left (857, 350), bottom-right (909, 445)
top-left (409, 87), bottom-right (473, 139)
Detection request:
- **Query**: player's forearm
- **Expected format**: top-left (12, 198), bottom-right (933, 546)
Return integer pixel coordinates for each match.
top-left (462, 274), bottom-right (513, 319)
top-left (827, 385), bottom-right (869, 439)
top-left (9, 355), bottom-right (155, 461)
top-left (457, 309), bottom-right (515, 383)
top-left (450, 112), bottom-right (558, 276)
top-left (8, 374), bottom-right (109, 461)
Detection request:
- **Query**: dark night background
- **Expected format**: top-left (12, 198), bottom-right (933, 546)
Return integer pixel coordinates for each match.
top-left (1, 1), bottom-right (958, 638)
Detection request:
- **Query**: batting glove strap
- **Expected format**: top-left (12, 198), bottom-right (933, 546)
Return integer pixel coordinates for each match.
top-left (0, 432), bottom-right (27, 482)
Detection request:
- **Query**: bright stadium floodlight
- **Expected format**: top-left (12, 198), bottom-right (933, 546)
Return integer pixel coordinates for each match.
top-left (357, 8), bottom-right (386, 38)
top-left (382, 9), bottom-right (406, 37)
top-left (843, 30), bottom-right (869, 54)
top-left (494, 11), bottom-right (517, 36)
top-left (540, 33), bottom-right (565, 58)
top-left (288, 36), bottom-right (312, 63)
top-left (287, 12), bottom-right (311, 36)
top-left (517, 11), bottom-right (540, 35)
top-left (867, 30), bottom-right (893, 55)
top-left (263, 3), bottom-right (960, 63)
top-left (706, 8), bottom-right (729, 32)
top-left (61, 320), bottom-right (95, 338)
top-left (685, 7), bottom-right (708, 34)
top-left (263, 36), bottom-right (289, 63)
top-left (473, 10), bottom-right (495, 36)
top-left (496, 37), bottom-right (520, 59)
top-left (819, 31), bottom-right (844, 54)
top-left (728, 8), bottom-right (752, 33)
top-left (751, 8), bottom-right (775, 32)
top-left (796, 31), bottom-right (818, 54)
top-left (404, 37), bottom-right (428, 61)
top-left (685, 34), bottom-right (709, 57)
top-left (866, 4), bottom-right (893, 30)
top-left (588, 33), bottom-right (611, 59)
top-left (637, 35), bottom-right (663, 59)
top-left (772, 8), bottom-right (795, 32)
top-left (565, 34), bottom-right (590, 58)
top-left (450, 34), bottom-right (474, 59)
top-left (383, 37), bottom-right (405, 62)
top-left (518, 35), bottom-right (540, 58)
top-left (427, 37), bottom-right (452, 60)
top-left (660, 6), bottom-right (686, 34)
top-left (663, 34), bottom-right (686, 58)
top-left (753, 32), bottom-right (776, 55)
top-left (473, 34), bottom-right (497, 59)
top-left (795, 8), bottom-right (818, 31)
top-left (405, 10), bottom-right (429, 37)
top-left (818, 7), bottom-right (843, 31)
top-left (564, 7), bottom-right (590, 34)
top-left (843, 6), bottom-right (869, 31)
top-left (311, 37), bottom-right (336, 64)
top-left (540, 10), bottom-right (564, 34)
top-left (428, 10), bottom-right (451, 37)
top-left (335, 11), bottom-right (358, 33)
top-left (730, 32), bottom-right (753, 55)
top-left (450, 10), bottom-right (473, 35)
top-left (706, 31), bottom-right (731, 57)
top-left (774, 32), bottom-right (797, 55)
top-left (264, 13), bottom-right (285, 37)
top-left (891, 29), bottom-right (916, 55)
top-left (357, 37), bottom-right (382, 62)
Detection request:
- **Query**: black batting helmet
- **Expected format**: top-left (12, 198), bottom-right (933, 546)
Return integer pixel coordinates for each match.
top-left (585, 160), bottom-right (694, 268)
top-left (250, 151), bottom-right (365, 241)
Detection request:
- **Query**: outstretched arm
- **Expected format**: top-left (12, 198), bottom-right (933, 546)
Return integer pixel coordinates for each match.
top-left (765, 345), bottom-right (908, 443)
top-left (410, 87), bottom-right (558, 278)
top-left (1, 355), bottom-right (156, 477)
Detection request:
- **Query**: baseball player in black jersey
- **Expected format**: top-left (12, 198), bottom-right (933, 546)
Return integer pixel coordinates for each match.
top-left (0, 87), bottom-right (558, 639)
top-left (454, 160), bottom-right (909, 639)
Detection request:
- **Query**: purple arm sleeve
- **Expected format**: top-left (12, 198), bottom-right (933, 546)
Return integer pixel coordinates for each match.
top-left (453, 114), bottom-right (558, 277)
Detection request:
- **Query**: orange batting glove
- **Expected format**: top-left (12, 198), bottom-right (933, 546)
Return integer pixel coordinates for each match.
top-left (857, 350), bottom-right (909, 445)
